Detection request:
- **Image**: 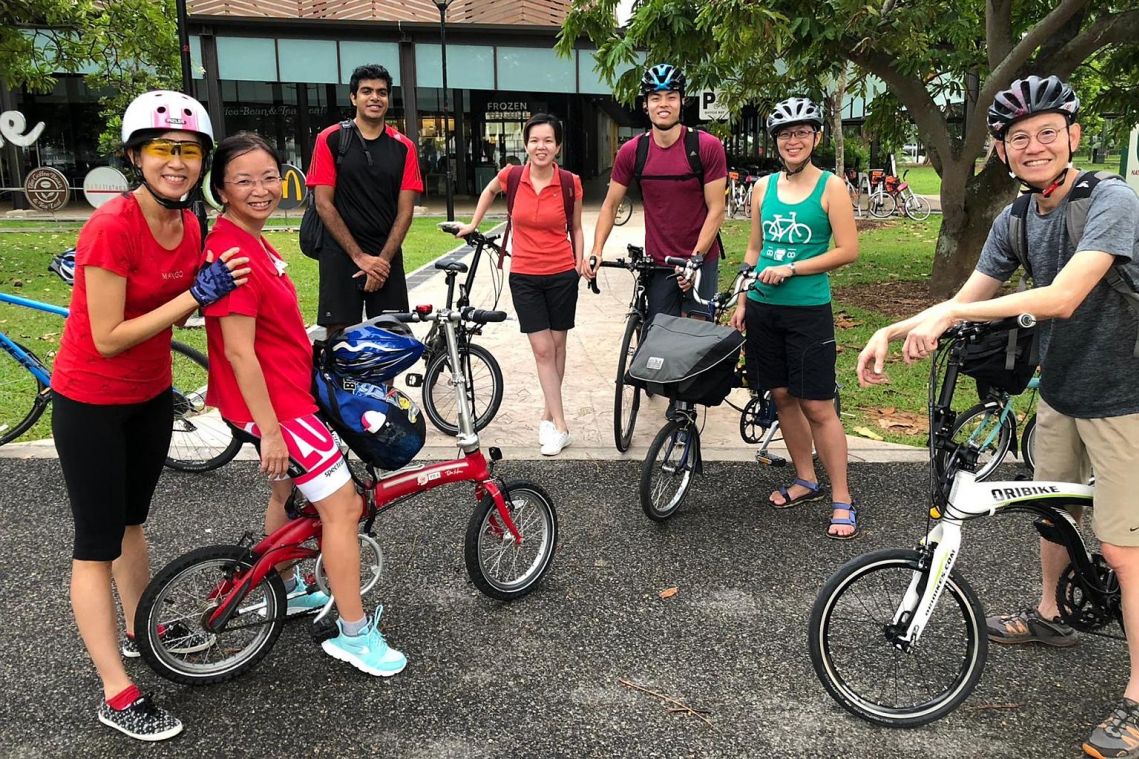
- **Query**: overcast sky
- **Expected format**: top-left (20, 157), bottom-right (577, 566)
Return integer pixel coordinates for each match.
top-left (617, 0), bottom-right (634, 25)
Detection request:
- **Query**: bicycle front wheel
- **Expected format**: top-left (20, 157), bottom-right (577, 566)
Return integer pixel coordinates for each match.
top-left (941, 402), bottom-right (1014, 482)
top-left (614, 197), bottom-right (633, 226)
top-left (166, 342), bottom-right (243, 472)
top-left (0, 341), bottom-right (50, 446)
top-left (904, 194), bottom-right (932, 221)
top-left (868, 190), bottom-right (896, 218)
top-left (136, 544), bottom-right (287, 686)
top-left (1022, 413), bottom-right (1037, 472)
top-left (422, 342), bottom-right (504, 435)
top-left (614, 314), bottom-right (643, 452)
top-left (640, 418), bottom-right (697, 521)
top-left (808, 548), bottom-right (987, 727)
top-left (465, 480), bottom-right (558, 601)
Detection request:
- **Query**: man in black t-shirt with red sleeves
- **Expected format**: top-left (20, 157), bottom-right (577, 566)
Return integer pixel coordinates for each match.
top-left (306, 64), bottom-right (424, 331)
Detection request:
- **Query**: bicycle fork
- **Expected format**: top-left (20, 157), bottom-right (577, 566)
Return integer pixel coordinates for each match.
top-left (890, 519), bottom-right (965, 650)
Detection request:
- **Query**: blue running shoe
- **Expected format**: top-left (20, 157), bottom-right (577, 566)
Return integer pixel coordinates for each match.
top-left (320, 606), bottom-right (407, 677)
top-left (286, 571), bottom-right (330, 616)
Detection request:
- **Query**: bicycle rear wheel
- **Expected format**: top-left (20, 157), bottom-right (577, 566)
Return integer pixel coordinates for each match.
top-left (0, 341), bottom-right (50, 446)
top-left (868, 190), bottom-right (896, 218)
top-left (465, 480), bottom-right (558, 601)
top-left (136, 544), bottom-right (287, 686)
top-left (422, 342), bottom-right (504, 435)
top-left (809, 548), bottom-right (987, 727)
top-left (938, 402), bottom-right (1014, 482)
top-left (166, 342), bottom-right (243, 472)
top-left (614, 314), bottom-right (643, 451)
top-left (640, 417), bottom-right (697, 521)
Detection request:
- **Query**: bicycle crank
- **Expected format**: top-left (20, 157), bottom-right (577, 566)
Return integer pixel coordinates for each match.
top-left (1056, 554), bottom-right (1122, 634)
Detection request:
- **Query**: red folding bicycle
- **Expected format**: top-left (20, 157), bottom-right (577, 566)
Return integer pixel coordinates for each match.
top-left (134, 305), bottom-right (558, 685)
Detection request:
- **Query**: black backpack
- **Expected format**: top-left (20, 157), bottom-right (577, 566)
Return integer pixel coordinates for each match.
top-left (299, 119), bottom-right (356, 260)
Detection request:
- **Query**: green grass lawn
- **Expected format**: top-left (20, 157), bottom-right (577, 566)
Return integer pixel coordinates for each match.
top-left (0, 217), bottom-right (490, 442)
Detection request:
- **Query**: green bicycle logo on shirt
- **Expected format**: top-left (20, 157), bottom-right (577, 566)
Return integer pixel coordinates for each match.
top-left (763, 212), bottom-right (813, 244)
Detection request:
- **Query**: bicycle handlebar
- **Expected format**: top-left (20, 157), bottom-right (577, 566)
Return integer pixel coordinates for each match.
top-left (391, 306), bottom-right (508, 325)
top-left (942, 314), bottom-right (1036, 343)
top-left (437, 222), bottom-right (501, 248)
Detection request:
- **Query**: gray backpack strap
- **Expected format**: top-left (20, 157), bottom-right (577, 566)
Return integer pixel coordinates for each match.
top-left (1065, 171), bottom-right (1139, 357)
top-left (1007, 193), bottom-right (1033, 288)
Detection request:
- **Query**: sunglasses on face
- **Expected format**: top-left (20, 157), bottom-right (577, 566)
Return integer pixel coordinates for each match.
top-left (1005, 125), bottom-right (1068, 151)
top-left (141, 139), bottom-right (206, 161)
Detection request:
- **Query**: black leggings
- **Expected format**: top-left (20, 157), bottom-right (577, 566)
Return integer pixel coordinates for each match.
top-left (53, 389), bottom-right (173, 561)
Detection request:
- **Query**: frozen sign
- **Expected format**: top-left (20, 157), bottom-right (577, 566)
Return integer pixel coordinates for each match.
top-left (0, 111), bottom-right (46, 148)
top-left (485, 100), bottom-right (532, 121)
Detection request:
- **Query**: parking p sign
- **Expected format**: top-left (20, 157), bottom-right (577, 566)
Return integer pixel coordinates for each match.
top-left (699, 90), bottom-right (730, 121)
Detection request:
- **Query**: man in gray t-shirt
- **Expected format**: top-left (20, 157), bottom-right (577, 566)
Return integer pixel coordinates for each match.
top-left (856, 75), bottom-right (1139, 757)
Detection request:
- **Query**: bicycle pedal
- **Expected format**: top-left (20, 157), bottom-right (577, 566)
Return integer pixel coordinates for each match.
top-left (310, 616), bottom-right (339, 643)
top-left (756, 451), bottom-right (787, 467)
top-left (404, 373), bottom-right (423, 388)
top-left (1032, 517), bottom-right (1065, 545)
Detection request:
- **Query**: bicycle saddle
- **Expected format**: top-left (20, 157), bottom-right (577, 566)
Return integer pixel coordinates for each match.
top-left (435, 261), bottom-right (469, 273)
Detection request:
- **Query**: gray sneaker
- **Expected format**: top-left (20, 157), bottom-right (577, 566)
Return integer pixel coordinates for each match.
top-left (1083, 698), bottom-right (1139, 758)
top-left (986, 607), bottom-right (1078, 647)
top-left (97, 695), bottom-right (183, 741)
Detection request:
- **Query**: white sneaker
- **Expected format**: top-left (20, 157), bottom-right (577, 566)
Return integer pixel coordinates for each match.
top-left (540, 429), bottom-right (571, 456)
top-left (539, 420), bottom-right (555, 446)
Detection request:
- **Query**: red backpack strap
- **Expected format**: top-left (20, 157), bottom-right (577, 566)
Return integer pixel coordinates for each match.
top-left (500, 165), bottom-right (524, 269)
top-left (558, 167), bottom-right (576, 257)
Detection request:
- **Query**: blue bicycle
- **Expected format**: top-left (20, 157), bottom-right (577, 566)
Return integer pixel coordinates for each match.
top-left (0, 291), bottom-right (241, 471)
top-left (934, 375), bottom-right (1040, 481)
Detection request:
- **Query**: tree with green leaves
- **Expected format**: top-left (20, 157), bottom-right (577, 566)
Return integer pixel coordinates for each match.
top-left (1, 0), bottom-right (180, 154)
top-left (558, 0), bottom-right (1139, 295)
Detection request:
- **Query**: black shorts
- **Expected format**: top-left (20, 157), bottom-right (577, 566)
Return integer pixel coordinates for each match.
top-left (53, 388), bottom-right (173, 561)
top-left (509, 268), bottom-right (580, 333)
top-left (317, 239), bottom-right (408, 326)
top-left (646, 256), bottom-right (718, 322)
top-left (745, 300), bottom-right (837, 400)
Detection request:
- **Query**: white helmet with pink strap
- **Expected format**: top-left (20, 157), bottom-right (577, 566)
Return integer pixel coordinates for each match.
top-left (121, 90), bottom-right (214, 151)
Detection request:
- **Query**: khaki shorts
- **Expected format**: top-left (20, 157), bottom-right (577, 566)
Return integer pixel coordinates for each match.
top-left (1034, 399), bottom-right (1139, 546)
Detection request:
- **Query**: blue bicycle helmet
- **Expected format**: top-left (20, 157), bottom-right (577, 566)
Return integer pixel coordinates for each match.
top-left (49, 248), bottom-right (76, 286)
top-left (641, 64), bottom-right (686, 95)
top-left (330, 320), bottom-right (424, 383)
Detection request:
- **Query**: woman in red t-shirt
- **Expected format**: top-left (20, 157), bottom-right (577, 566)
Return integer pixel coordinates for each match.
top-left (51, 91), bottom-right (249, 741)
top-left (204, 132), bottom-right (407, 678)
top-left (455, 114), bottom-right (584, 456)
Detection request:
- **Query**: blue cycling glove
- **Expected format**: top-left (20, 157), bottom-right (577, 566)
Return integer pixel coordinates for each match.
top-left (190, 258), bottom-right (239, 305)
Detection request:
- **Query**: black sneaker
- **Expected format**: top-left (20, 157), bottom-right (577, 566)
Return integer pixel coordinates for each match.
top-left (985, 607), bottom-right (1078, 647)
top-left (1084, 698), bottom-right (1139, 758)
top-left (97, 695), bottom-right (183, 741)
top-left (121, 622), bottom-right (215, 658)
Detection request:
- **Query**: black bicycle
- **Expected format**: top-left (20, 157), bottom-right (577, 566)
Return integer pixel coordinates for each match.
top-left (808, 315), bottom-right (1114, 727)
top-left (407, 224), bottom-right (506, 435)
top-left (593, 245), bottom-right (677, 452)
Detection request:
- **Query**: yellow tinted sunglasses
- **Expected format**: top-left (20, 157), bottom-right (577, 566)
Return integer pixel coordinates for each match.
top-left (141, 139), bottom-right (206, 161)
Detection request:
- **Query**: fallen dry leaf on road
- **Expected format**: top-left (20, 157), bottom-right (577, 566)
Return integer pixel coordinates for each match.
top-left (659, 587), bottom-right (679, 600)
top-left (853, 426), bottom-right (884, 441)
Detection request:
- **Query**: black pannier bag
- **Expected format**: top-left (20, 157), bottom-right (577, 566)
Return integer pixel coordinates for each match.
top-left (626, 314), bottom-right (745, 407)
top-left (960, 324), bottom-right (1038, 396)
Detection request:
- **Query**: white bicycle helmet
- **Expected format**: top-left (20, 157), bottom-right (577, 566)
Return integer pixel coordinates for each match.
top-left (122, 90), bottom-right (214, 150)
top-left (766, 97), bottom-right (824, 137)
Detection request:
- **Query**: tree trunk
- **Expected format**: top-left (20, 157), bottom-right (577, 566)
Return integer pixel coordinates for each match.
top-left (829, 65), bottom-right (849, 178)
top-left (929, 155), bottom-right (1017, 297)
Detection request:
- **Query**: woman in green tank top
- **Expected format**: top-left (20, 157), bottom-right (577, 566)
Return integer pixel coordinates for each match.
top-left (728, 97), bottom-right (860, 539)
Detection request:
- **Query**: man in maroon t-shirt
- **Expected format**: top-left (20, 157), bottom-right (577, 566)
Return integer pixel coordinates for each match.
top-left (307, 64), bottom-right (424, 331)
top-left (583, 63), bottom-right (728, 320)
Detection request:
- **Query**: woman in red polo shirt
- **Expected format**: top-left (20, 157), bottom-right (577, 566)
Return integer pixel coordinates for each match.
top-left (455, 113), bottom-right (584, 456)
top-left (203, 131), bottom-right (407, 679)
top-left (52, 90), bottom-right (249, 741)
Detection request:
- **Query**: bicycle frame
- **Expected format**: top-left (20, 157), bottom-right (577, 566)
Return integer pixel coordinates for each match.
top-left (889, 471), bottom-right (1093, 649)
top-left (203, 307), bottom-right (517, 633)
top-left (0, 292), bottom-right (68, 386)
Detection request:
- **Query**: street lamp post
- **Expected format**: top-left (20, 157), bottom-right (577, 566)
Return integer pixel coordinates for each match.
top-left (175, 0), bottom-right (193, 94)
top-left (434, 0), bottom-right (455, 221)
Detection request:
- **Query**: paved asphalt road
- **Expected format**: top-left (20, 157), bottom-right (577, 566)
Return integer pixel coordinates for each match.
top-left (1, 458), bottom-right (1124, 758)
